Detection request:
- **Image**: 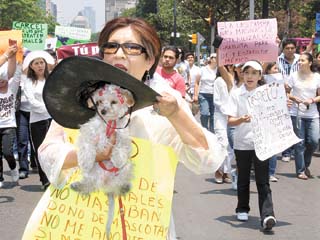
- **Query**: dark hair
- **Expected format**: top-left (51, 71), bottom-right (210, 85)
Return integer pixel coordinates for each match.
top-left (162, 45), bottom-right (179, 59)
top-left (27, 58), bottom-right (49, 83)
top-left (301, 52), bottom-right (315, 72)
top-left (185, 52), bottom-right (194, 59)
top-left (264, 62), bottom-right (277, 74)
top-left (315, 52), bottom-right (320, 59)
top-left (282, 39), bottom-right (297, 49)
top-left (177, 48), bottom-right (185, 61)
top-left (98, 17), bottom-right (161, 81)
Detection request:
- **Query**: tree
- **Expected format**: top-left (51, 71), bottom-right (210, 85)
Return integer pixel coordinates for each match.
top-left (0, 0), bottom-right (58, 32)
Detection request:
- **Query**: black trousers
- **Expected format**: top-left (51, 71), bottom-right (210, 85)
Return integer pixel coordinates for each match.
top-left (30, 119), bottom-right (51, 185)
top-left (0, 128), bottom-right (17, 181)
top-left (234, 150), bottom-right (275, 221)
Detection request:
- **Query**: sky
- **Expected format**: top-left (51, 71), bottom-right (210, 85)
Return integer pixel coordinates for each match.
top-left (51, 0), bottom-right (105, 32)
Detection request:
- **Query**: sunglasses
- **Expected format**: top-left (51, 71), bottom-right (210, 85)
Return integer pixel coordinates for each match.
top-left (101, 42), bottom-right (147, 56)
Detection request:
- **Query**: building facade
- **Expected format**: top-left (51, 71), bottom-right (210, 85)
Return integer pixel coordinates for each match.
top-left (105, 0), bottom-right (138, 22)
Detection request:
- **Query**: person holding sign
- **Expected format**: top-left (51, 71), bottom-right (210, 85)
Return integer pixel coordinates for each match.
top-left (23, 17), bottom-right (226, 240)
top-left (286, 52), bottom-right (320, 180)
top-left (227, 61), bottom-right (276, 232)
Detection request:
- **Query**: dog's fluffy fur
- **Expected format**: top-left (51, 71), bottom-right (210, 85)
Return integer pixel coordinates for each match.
top-left (71, 84), bottom-right (135, 196)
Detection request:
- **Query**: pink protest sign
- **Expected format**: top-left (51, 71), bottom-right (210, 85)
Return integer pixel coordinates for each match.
top-left (217, 18), bottom-right (278, 66)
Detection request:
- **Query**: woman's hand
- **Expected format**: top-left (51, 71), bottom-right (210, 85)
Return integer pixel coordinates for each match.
top-left (286, 98), bottom-right (293, 108)
top-left (153, 92), bottom-right (179, 118)
top-left (291, 95), bottom-right (303, 104)
top-left (303, 98), bottom-right (314, 106)
top-left (95, 132), bottom-right (116, 162)
top-left (240, 114), bottom-right (251, 123)
top-left (5, 45), bottom-right (18, 58)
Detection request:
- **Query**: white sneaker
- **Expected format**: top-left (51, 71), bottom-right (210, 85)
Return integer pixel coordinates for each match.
top-left (263, 216), bottom-right (276, 231)
top-left (237, 212), bottom-right (248, 221)
top-left (281, 156), bottom-right (290, 162)
top-left (11, 167), bottom-right (19, 182)
top-left (231, 169), bottom-right (237, 190)
top-left (269, 175), bottom-right (278, 182)
top-left (0, 181), bottom-right (3, 188)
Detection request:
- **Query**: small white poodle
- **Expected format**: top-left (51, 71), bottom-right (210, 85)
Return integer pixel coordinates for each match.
top-left (71, 83), bottom-right (135, 196)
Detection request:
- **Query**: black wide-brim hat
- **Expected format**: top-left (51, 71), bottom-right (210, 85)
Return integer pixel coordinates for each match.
top-left (43, 56), bottom-right (159, 129)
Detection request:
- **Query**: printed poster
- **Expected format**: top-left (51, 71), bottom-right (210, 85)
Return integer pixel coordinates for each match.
top-left (56, 42), bottom-right (99, 59)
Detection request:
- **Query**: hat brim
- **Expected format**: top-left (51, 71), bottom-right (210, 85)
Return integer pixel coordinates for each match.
top-left (43, 56), bottom-right (159, 129)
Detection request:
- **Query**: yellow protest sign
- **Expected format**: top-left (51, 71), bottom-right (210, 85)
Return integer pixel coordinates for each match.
top-left (22, 132), bottom-right (178, 240)
top-left (0, 30), bottom-right (23, 63)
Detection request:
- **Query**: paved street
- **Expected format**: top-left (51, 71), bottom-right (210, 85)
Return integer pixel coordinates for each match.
top-left (1, 155), bottom-right (320, 240)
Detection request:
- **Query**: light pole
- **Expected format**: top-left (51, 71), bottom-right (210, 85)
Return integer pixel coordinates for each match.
top-left (173, 0), bottom-right (177, 46)
top-left (249, 0), bottom-right (254, 20)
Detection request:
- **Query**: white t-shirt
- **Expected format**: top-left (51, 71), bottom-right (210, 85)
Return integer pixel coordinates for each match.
top-left (189, 65), bottom-right (201, 94)
top-left (39, 77), bottom-right (227, 188)
top-left (199, 66), bottom-right (217, 94)
top-left (0, 70), bottom-right (21, 128)
top-left (288, 72), bottom-right (320, 118)
top-left (19, 74), bottom-right (32, 112)
top-left (226, 85), bottom-right (255, 150)
top-left (24, 78), bottom-right (51, 123)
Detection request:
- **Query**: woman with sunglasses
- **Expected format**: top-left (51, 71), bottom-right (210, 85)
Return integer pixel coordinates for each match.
top-left (286, 52), bottom-right (320, 180)
top-left (32, 17), bottom-right (226, 239)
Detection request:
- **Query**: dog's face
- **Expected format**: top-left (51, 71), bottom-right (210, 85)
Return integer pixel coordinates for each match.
top-left (90, 84), bottom-right (135, 120)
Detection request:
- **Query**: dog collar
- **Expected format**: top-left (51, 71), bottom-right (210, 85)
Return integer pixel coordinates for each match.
top-left (98, 161), bottom-right (119, 174)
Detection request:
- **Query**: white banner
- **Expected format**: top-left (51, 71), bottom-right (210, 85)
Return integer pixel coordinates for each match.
top-left (55, 26), bottom-right (91, 40)
top-left (248, 83), bottom-right (301, 160)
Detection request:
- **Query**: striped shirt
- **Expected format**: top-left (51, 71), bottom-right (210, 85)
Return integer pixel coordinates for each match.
top-left (277, 53), bottom-right (300, 77)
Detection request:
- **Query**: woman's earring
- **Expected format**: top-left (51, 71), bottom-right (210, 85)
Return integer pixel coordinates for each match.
top-left (146, 70), bottom-right (151, 81)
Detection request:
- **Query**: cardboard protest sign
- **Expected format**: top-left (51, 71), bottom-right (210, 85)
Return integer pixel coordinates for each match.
top-left (12, 21), bottom-right (47, 50)
top-left (217, 18), bottom-right (278, 66)
top-left (22, 133), bottom-right (178, 240)
top-left (248, 83), bottom-right (301, 160)
top-left (57, 42), bottom-right (99, 59)
top-left (0, 30), bottom-right (23, 63)
top-left (55, 26), bottom-right (91, 40)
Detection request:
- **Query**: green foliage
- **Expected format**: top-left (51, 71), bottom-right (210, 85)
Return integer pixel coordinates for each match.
top-left (0, 0), bottom-right (58, 32)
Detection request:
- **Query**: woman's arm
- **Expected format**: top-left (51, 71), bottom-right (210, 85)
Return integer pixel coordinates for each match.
top-left (154, 93), bottom-right (208, 149)
top-left (216, 49), bottom-right (233, 91)
top-left (192, 73), bottom-right (201, 102)
top-left (228, 115), bottom-right (251, 126)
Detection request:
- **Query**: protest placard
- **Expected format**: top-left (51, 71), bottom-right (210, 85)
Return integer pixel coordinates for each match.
top-left (217, 18), bottom-right (278, 66)
top-left (0, 30), bottom-right (23, 63)
top-left (12, 21), bottom-right (47, 50)
top-left (56, 42), bottom-right (99, 59)
top-left (248, 83), bottom-right (301, 160)
top-left (22, 135), bottom-right (178, 240)
top-left (55, 26), bottom-right (91, 40)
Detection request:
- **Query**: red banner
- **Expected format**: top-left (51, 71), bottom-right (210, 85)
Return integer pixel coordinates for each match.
top-left (56, 42), bottom-right (100, 60)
